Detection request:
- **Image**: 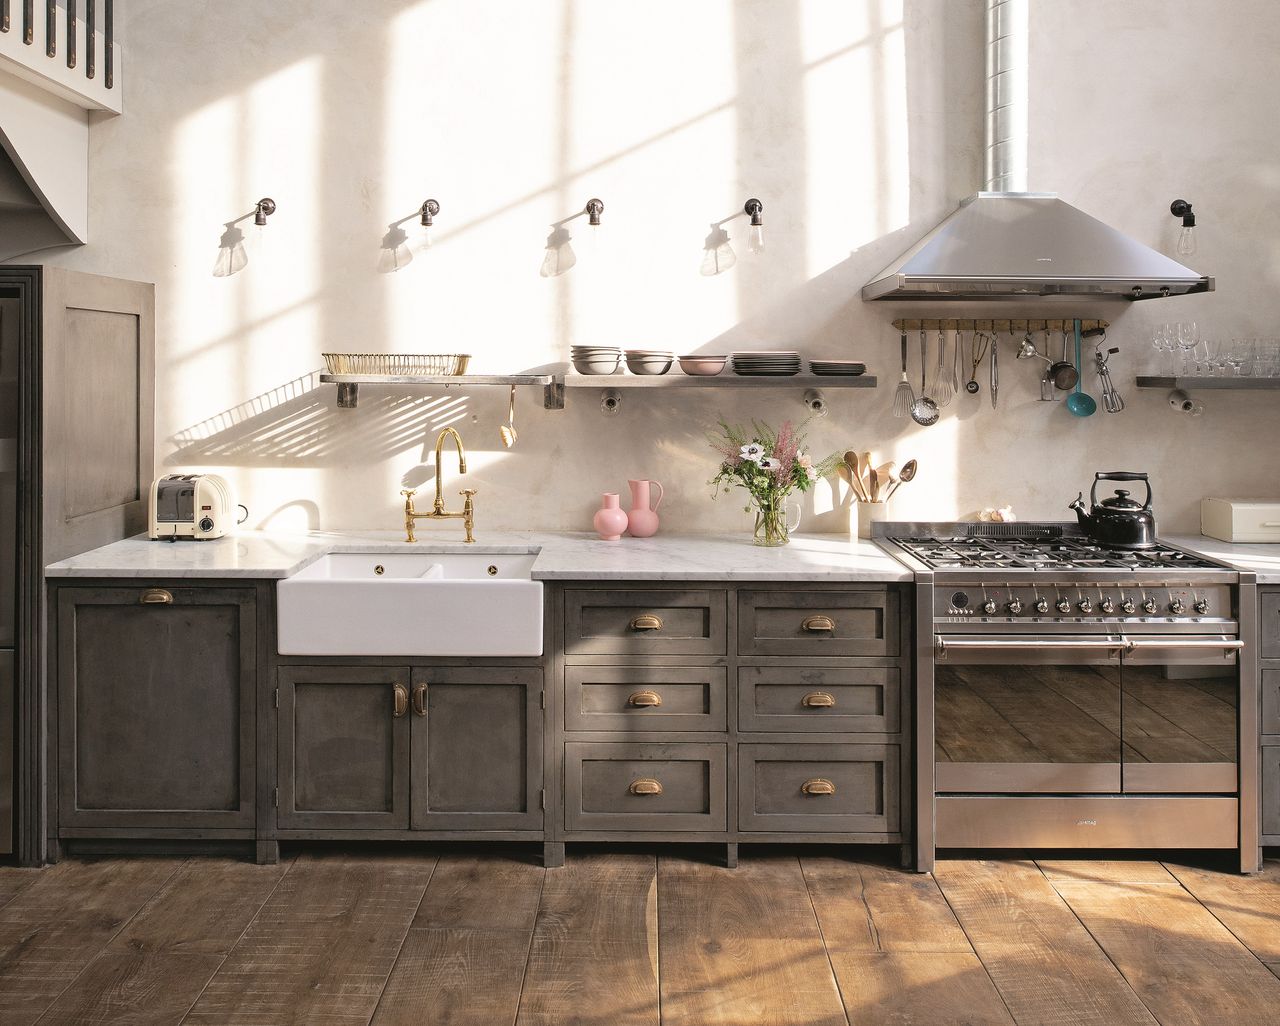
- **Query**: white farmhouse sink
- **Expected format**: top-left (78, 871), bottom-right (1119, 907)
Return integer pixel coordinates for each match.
top-left (277, 550), bottom-right (542, 656)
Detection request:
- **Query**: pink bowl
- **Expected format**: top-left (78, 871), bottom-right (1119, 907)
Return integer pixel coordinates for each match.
top-left (677, 355), bottom-right (728, 376)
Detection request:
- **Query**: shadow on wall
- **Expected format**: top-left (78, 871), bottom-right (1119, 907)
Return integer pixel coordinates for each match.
top-left (167, 371), bottom-right (472, 466)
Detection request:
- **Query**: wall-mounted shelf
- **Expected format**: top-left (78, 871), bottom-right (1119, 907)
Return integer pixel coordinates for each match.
top-left (1135, 376), bottom-right (1280, 390)
top-left (562, 374), bottom-right (877, 389)
top-left (319, 373), bottom-right (565, 409)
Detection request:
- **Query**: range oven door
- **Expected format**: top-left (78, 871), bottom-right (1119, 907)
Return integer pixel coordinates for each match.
top-left (934, 635), bottom-right (1125, 794)
top-left (1121, 637), bottom-right (1242, 794)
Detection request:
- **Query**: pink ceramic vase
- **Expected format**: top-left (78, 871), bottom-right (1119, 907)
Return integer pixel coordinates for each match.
top-left (626, 479), bottom-right (663, 538)
top-left (593, 492), bottom-right (629, 541)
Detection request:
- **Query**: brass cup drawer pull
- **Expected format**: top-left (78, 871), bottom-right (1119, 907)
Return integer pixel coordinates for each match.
top-left (627, 690), bottom-right (663, 708)
top-left (629, 614), bottom-right (664, 632)
top-left (628, 778), bottom-right (663, 796)
top-left (392, 682), bottom-right (409, 718)
top-left (140, 588), bottom-right (173, 605)
top-left (802, 691), bottom-right (836, 708)
top-left (412, 682), bottom-right (427, 717)
top-left (801, 614), bottom-right (836, 633)
top-left (801, 778), bottom-right (836, 796)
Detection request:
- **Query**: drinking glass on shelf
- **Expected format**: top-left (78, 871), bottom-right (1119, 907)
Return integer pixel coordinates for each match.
top-left (1176, 321), bottom-right (1199, 375)
top-left (1229, 337), bottom-right (1255, 376)
top-left (1151, 323), bottom-right (1176, 375)
top-left (1202, 338), bottom-right (1225, 376)
top-left (1260, 338), bottom-right (1280, 377)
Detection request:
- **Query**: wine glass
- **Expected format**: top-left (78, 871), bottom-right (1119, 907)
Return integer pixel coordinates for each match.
top-left (1151, 323), bottom-right (1175, 375)
top-left (1176, 321), bottom-right (1199, 375)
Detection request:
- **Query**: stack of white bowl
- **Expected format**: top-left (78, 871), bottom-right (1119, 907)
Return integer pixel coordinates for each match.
top-left (571, 346), bottom-right (622, 375)
top-left (624, 349), bottom-right (675, 375)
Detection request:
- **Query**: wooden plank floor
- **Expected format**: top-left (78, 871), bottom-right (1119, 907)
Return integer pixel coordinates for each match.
top-left (1, 850), bottom-right (1279, 1024)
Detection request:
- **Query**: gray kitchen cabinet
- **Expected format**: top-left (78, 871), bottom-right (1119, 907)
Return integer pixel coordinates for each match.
top-left (1262, 590), bottom-right (1280, 660)
top-left (409, 667), bottom-right (544, 831)
top-left (564, 741), bottom-right (727, 832)
top-left (738, 587), bottom-right (900, 658)
top-left (737, 664), bottom-right (901, 734)
top-left (56, 584), bottom-right (256, 831)
top-left (277, 665), bottom-right (411, 831)
top-left (738, 743), bottom-right (900, 834)
top-left (564, 588), bottom-right (727, 656)
top-left (564, 665), bottom-right (728, 733)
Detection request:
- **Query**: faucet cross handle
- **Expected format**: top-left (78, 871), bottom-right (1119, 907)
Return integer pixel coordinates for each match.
top-left (460, 488), bottom-right (477, 498)
top-left (401, 488), bottom-right (417, 499)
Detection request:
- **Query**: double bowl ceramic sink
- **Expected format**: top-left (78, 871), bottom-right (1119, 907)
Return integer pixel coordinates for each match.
top-left (277, 549), bottom-right (543, 656)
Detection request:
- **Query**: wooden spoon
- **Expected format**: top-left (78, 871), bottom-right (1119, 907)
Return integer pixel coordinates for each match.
top-left (843, 451), bottom-right (868, 502)
top-left (868, 466), bottom-right (880, 502)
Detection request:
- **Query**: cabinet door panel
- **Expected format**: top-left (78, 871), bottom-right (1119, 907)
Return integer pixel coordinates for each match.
top-left (738, 665), bottom-right (900, 734)
top-left (278, 666), bottom-right (410, 830)
top-left (564, 589), bottom-right (727, 656)
top-left (410, 667), bottom-right (543, 831)
top-left (738, 588), bottom-right (898, 658)
top-left (1262, 589), bottom-right (1280, 659)
top-left (738, 743), bottom-right (899, 833)
top-left (57, 586), bottom-right (255, 830)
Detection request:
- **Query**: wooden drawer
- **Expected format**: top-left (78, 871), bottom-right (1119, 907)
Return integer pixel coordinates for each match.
top-left (564, 589), bottom-right (726, 657)
top-left (1263, 670), bottom-right (1280, 736)
top-left (1265, 589), bottom-right (1280, 659)
top-left (564, 742), bottom-right (727, 832)
top-left (737, 588), bottom-right (898, 658)
top-left (738, 665), bottom-right (900, 734)
top-left (1265, 747), bottom-right (1280, 836)
top-left (738, 743), bottom-right (899, 833)
top-left (564, 666), bottom-right (727, 732)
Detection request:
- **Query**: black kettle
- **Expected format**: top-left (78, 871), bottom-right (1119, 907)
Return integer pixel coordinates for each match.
top-left (1069, 472), bottom-right (1158, 550)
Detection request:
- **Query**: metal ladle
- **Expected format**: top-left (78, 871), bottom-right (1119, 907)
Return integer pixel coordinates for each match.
top-left (1015, 333), bottom-right (1058, 402)
top-left (910, 329), bottom-right (940, 426)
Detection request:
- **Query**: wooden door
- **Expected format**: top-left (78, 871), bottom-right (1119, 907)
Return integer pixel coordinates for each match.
top-left (40, 267), bottom-right (155, 562)
top-left (277, 665), bottom-right (411, 830)
top-left (410, 667), bottom-right (543, 831)
top-left (56, 584), bottom-right (256, 830)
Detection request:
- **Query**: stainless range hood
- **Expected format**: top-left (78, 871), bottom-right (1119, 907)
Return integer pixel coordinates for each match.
top-left (863, 0), bottom-right (1213, 303)
top-left (861, 191), bottom-right (1214, 301)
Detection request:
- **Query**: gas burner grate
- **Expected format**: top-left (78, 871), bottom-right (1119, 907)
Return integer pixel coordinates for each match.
top-left (889, 532), bottom-right (1224, 571)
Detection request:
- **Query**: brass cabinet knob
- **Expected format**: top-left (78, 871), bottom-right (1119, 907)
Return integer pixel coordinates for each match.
top-left (629, 614), bottom-right (663, 632)
top-left (628, 778), bottom-right (663, 796)
top-left (412, 681), bottom-right (427, 717)
top-left (140, 588), bottom-right (173, 605)
top-left (627, 690), bottom-right (663, 708)
top-left (802, 778), bottom-right (836, 796)
top-left (802, 691), bottom-right (836, 708)
top-left (801, 614), bottom-right (836, 633)
top-left (392, 682), bottom-right (409, 718)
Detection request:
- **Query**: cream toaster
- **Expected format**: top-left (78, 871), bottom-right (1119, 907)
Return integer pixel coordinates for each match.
top-left (149, 474), bottom-right (243, 540)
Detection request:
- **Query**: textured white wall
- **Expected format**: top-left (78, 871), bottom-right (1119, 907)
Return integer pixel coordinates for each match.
top-left (25, 0), bottom-right (1280, 535)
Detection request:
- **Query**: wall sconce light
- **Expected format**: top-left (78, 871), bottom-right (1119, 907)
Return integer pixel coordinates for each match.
top-left (540, 199), bottom-right (603, 277)
top-left (213, 197), bottom-right (275, 278)
top-left (377, 198), bottom-right (442, 273)
top-left (1170, 199), bottom-right (1197, 256)
top-left (699, 198), bottom-right (765, 276)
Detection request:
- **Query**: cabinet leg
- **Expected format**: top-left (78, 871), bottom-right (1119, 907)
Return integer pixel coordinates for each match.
top-left (543, 842), bottom-right (565, 869)
top-left (900, 842), bottom-right (913, 870)
top-left (255, 840), bottom-right (280, 866)
top-left (724, 842), bottom-right (738, 869)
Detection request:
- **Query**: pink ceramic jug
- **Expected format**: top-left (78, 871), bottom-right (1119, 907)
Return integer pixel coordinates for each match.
top-left (626, 479), bottom-right (663, 537)
top-left (593, 493), bottom-right (629, 541)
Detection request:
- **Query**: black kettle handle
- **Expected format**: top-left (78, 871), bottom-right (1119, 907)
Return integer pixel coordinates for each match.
top-left (1091, 471), bottom-right (1152, 509)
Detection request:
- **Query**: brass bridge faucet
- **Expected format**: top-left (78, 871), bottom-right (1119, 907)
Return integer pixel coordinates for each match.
top-left (401, 427), bottom-right (476, 543)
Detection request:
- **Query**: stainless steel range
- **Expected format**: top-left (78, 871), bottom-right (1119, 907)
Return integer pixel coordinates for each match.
top-left (875, 522), bottom-right (1259, 874)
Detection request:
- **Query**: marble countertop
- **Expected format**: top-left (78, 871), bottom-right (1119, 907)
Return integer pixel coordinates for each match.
top-left (1166, 534), bottom-right (1280, 583)
top-left (45, 530), bottom-right (912, 582)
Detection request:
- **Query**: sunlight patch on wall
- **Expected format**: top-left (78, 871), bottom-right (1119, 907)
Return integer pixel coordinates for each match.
top-left (801, 0), bottom-right (908, 277)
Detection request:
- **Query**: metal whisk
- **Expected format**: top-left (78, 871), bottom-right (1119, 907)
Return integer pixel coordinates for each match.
top-left (933, 328), bottom-right (954, 407)
top-left (892, 331), bottom-right (915, 418)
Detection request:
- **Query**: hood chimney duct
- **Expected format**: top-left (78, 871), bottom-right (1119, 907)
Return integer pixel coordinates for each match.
top-left (985, 0), bottom-right (1028, 193)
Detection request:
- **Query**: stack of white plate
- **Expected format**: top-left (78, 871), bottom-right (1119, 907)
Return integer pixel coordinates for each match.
top-left (810, 359), bottom-right (866, 376)
top-left (571, 346), bottom-right (622, 375)
top-left (732, 351), bottom-right (802, 376)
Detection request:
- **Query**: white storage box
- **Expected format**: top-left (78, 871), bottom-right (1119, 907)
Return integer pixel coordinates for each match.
top-left (1201, 498), bottom-right (1280, 543)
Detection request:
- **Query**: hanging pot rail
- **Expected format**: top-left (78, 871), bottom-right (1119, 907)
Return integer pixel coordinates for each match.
top-left (891, 318), bottom-right (1109, 333)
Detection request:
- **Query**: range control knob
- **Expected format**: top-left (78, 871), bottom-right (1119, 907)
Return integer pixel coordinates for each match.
top-left (1034, 597), bottom-right (1049, 615)
top-left (1142, 597), bottom-right (1158, 615)
top-left (1120, 598), bottom-right (1136, 615)
top-left (1100, 597), bottom-right (1115, 614)
top-left (198, 517), bottom-right (215, 533)
top-left (1056, 598), bottom-right (1072, 614)
top-left (1169, 598), bottom-right (1186, 615)
top-left (1078, 598), bottom-right (1093, 614)
top-left (982, 599), bottom-right (998, 615)
top-left (1194, 599), bottom-right (1209, 615)
top-left (1006, 598), bottom-right (1024, 615)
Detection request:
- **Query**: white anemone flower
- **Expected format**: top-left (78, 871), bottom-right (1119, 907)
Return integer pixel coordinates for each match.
top-left (758, 456), bottom-right (781, 472)
top-left (740, 443), bottom-right (765, 462)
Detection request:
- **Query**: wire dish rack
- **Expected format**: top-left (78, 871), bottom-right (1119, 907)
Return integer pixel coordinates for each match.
top-left (322, 353), bottom-right (471, 376)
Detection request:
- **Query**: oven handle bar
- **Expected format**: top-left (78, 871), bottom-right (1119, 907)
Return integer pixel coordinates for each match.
top-left (935, 635), bottom-right (1243, 660)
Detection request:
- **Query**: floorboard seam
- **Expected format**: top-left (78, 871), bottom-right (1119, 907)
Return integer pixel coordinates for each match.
top-left (30, 855), bottom-right (191, 1026)
top-left (931, 864), bottom-right (1021, 1026)
top-left (1159, 859), bottom-right (1280, 976)
top-left (1030, 861), bottom-right (1161, 1025)
top-left (512, 854), bottom-right (551, 1026)
top-left (798, 856), bottom-right (852, 1026)
top-left (363, 853), bottom-right (442, 1026)
top-left (174, 854), bottom-right (300, 1026)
